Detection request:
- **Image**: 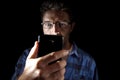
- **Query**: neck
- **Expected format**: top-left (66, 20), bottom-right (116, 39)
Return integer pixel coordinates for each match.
top-left (62, 39), bottom-right (73, 61)
top-left (63, 39), bottom-right (72, 50)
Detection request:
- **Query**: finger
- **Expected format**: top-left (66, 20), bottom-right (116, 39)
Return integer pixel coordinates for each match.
top-left (47, 68), bottom-right (65, 80)
top-left (27, 41), bottom-right (39, 59)
top-left (45, 60), bottom-right (66, 75)
top-left (39, 50), bottom-right (69, 65)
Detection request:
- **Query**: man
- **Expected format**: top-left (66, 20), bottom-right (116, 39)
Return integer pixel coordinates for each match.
top-left (12, 0), bottom-right (98, 80)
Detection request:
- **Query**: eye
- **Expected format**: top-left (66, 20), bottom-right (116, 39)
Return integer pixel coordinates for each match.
top-left (59, 22), bottom-right (68, 27)
top-left (45, 23), bottom-right (53, 27)
top-left (43, 22), bottom-right (53, 29)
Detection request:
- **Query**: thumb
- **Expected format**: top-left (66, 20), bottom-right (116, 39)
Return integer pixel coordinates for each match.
top-left (27, 41), bottom-right (39, 59)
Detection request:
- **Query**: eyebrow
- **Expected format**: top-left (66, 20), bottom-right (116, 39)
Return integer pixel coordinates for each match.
top-left (59, 20), bottom-right (69, 22)
top-left (43, 20), bottom-right (70, 23)
top-left (43, 21), bottom-right (51, 23)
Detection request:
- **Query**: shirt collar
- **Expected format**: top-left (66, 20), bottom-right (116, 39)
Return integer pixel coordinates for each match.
top-left (69, 42), bottom-right (79, 57)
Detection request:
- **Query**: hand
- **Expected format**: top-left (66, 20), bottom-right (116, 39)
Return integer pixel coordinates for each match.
top-left (18, 41), bottom-right (69, 80)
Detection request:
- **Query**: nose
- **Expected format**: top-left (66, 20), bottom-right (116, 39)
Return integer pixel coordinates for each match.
top-left (54, 23), bottom-right (60, 34)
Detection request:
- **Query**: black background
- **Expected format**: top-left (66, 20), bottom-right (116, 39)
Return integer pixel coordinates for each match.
top-left (0, 0), bottom-right (116, 80)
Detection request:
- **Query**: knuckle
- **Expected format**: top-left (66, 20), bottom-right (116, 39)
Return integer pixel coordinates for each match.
top-left (56, 62), bottom-right (62, 68)
top-left (52, 53), bottom-right (58, 59)
top-left (56, 60), bottom-right (66, 69)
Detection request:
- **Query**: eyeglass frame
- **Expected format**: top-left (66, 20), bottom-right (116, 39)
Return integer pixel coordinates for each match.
top-left (41, 21), bottom-right (71, 29)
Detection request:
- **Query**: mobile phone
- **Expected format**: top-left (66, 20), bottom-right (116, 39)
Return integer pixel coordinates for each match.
top-left (38, 35), bottom-right (63, 57)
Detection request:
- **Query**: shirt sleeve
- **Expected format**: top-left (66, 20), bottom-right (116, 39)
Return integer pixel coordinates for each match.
top-left (11, 48), bottom-right (30, 80)
top-left (90, 57), bottom-right (99, 80)
top-left (93, 67), bottom-right (99, 80)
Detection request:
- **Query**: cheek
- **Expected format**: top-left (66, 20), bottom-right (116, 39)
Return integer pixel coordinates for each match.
top-left (43, 29), bottom-right (56, 35)
top-left (61, 28), bottom-right (71, 36)
top-left (43, 29), bottom-right (50, 34)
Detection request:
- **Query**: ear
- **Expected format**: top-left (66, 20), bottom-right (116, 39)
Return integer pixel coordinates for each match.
top-left (70, 22), bottom-right (76, 32)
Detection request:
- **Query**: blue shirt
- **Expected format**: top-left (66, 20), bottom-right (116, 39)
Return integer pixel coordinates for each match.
top-left (12, 43), bottom-right (99, 80)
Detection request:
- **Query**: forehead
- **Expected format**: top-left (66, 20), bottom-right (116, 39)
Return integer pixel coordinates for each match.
top-left (43, 10), bottom-right (70, 21)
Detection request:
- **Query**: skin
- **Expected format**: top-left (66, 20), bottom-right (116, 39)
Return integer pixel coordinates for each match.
top-left (18, 10), bottom-right (75, 80)
top-left (43, 10), bottom-right (75, 50)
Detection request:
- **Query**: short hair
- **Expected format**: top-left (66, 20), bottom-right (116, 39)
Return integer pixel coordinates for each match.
top-left (40, 0), bottom-right (75, 22)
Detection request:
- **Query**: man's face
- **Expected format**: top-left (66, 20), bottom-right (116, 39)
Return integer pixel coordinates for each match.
top-left (42, 10), bottom-right (74, 40)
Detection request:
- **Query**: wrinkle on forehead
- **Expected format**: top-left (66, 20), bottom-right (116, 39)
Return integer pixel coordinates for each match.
top-left (43, 10), bottom-right (70, 22)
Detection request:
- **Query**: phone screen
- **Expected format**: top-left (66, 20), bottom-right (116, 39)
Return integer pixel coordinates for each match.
top-left (38, 35), bottom-right (63, 57)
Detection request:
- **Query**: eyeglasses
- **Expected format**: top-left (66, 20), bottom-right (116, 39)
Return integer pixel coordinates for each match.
top-left (41, 21), bottom-right (70, 29)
